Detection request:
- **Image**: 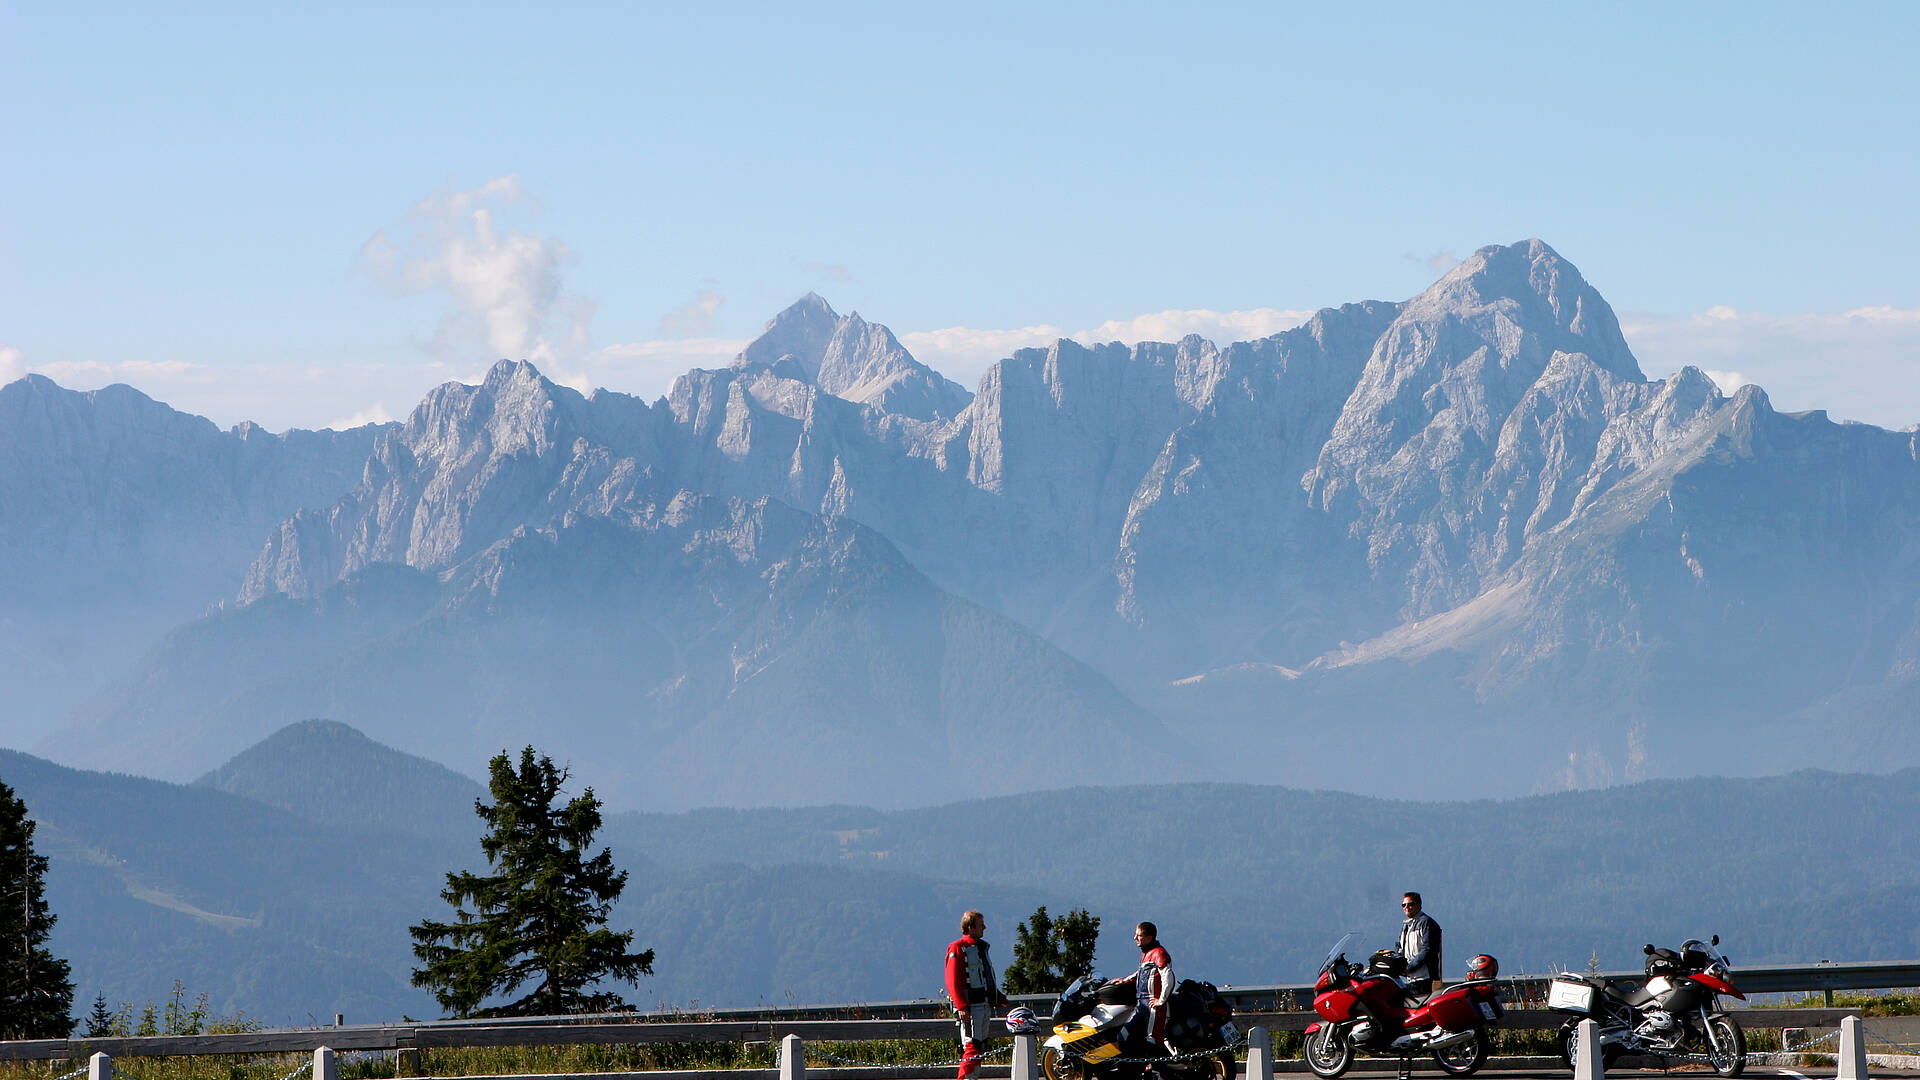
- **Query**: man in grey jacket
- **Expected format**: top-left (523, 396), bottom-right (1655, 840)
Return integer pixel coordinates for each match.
top-left (1398, 892), bottom-right (1442, 999)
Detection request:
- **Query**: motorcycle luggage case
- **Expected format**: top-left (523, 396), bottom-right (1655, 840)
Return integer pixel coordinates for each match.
top-left (1419, 988), bottom-right (1482, 1030)
top-left (1547, 979), bottom-right (1596, 1013)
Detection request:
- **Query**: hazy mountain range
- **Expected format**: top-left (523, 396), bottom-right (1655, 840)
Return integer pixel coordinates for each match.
top-left (6, 239), bottom-right (1919, 808)
top-left (7, 722), bottom-right (1918, 1024)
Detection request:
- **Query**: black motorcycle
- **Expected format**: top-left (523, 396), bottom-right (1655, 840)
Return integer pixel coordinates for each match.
top-left (1548, 937), bottom-right (1747, 1077)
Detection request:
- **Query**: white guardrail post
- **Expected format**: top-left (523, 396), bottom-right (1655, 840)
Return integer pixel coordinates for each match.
top-left (1837, 1015), bottom-right (1867, 1080)
top-left (1246, 1026), bottom-right (1271, 1080)
top-left (88, 1052), bottom-right (110, 1080)
top-left (314, 1047), bottom-right (337, 1080)
top-left (1012, 1032), bottom-right (1038, 1080)
top-left (1573, 1018), bottom-right (1604, 1080)
top-left (780, 1034), bottom-right (805, 1080)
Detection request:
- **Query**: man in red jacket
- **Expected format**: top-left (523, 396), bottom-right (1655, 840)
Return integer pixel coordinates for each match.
top-left (1114, 921), bottom-right (1174, 1049)
top-left (945, 910), bottom-right (1010, 1079)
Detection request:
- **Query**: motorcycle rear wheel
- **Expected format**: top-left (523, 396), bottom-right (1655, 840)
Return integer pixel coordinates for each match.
top-left (1040, 1048), bottom-right (1084, 1080)
top-left (1432, 1029), bottom-right (1489, 1077)
top-left (1304, 1027), bottom-right (1354, 1079)
top-left (1704, 1014), bottom-right (1746, 1078)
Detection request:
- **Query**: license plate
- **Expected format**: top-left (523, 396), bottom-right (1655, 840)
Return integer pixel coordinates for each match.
top-left (1219, 1022), bottom-right (1239, 1043)
top-left (1548, 980), bottom-right (1595, 1013)
top-left (1478, 1001), bottom-right (1497, 1020)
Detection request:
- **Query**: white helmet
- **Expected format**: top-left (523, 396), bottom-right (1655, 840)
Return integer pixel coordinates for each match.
top-left (1005, 1006), bottom-right (1039, 1033)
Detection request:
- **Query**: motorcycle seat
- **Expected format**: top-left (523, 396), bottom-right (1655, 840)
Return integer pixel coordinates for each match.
top-left (1624, 986), bottom-right (1658, 1007)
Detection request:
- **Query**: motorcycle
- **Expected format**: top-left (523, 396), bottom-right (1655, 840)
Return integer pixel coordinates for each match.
top-left (1040, 972), bottom-right (1239, 1080)
top-left (1548, 936), bottom-right (1747, 1077)
top-left (1303, 933), bottom-right (1505, 1079)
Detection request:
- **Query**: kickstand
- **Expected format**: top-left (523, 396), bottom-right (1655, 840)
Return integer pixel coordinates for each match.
top-left (1397, 1056), bottom-right (1413, 1080)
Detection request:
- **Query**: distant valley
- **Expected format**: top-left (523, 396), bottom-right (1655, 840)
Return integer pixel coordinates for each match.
top-left (6, 722), bottom-right (1919, 1024)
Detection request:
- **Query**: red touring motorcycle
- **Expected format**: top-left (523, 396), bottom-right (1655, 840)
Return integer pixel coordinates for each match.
top-left (1303, 933), bottom-right (1505, 1078)
top-left (1548, 936), bottom-right (1747, 1077)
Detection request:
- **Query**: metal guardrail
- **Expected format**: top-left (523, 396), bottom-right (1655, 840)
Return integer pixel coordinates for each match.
top-left (376, 959), bottom-right (1920, 1026)
top-left (4, 960), bottom-right (1914, 1063)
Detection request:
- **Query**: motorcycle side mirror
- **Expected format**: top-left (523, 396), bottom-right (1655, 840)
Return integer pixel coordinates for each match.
top-left (1711, 935), bottom-right (1719, 946)
top-left (1643, 944), bottom-right (1655, 954)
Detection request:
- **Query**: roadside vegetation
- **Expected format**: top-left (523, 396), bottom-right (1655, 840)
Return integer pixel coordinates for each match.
top-left (1779, 990), bottom-right (1920, 1016)
top-left (0, 1038), bottom-right (977, 1080)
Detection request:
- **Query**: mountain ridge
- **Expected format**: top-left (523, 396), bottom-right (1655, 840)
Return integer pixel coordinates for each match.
top-left (13, 238), bottom-right (1920, 806)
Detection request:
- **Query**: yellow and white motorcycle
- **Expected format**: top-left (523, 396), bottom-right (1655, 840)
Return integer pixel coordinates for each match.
top-left (1039, 975), bottom-right (1237, 1080)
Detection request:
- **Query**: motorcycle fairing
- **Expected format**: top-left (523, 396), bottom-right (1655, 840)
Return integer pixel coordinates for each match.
top-left (1690, 972), bottom-right (1744, 999)
top-left (1052, 1004), bottom-right (1133, 1062)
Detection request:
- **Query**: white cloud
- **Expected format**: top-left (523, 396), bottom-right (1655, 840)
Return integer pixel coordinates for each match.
top-left (32, 289), bottom-right (1913, 438)
top-left (360, 175), bottom-right (590, 368)
top-left (1072, 307), bottom-right (1313, 347)
top-left (1621, 305), bottom-right (1920, 429)
top-left (900, 307), bottom-right (1314, 391)
top-left (658, 288), bottom-right (725, 337)
top-left (119, 359), bottom-right (203, 378)
top-left (1407, 250), bottom-right (1462, 275)
top-left (576, 337), bottom-right (749, 400)
top-left (1702, 369), bottom-right (1750, 395)
top-left (32, 358), bottom-right (115, 383)
top-left (15, 358), bottom-right (462, 433)
top-left (801, 261), bottom-right (854, 283)
top-left (0, 345), bottom-right (26, 385)
top-left (326, 404), bottom-right (397, 429)
top-left (898, 323), bottom-right (1069, 388)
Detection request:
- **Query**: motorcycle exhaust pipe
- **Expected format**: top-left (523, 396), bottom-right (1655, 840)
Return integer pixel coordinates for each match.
top-left (1425, 1030), bottom-right (1477, 1051)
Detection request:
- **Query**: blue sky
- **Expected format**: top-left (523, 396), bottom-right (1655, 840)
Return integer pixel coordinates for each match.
top-left (3, 2), bottom-right (1917, 430)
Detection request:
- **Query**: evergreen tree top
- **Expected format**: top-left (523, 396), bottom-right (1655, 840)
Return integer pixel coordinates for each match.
top-left (411, 746), bottom-right (652, 1018)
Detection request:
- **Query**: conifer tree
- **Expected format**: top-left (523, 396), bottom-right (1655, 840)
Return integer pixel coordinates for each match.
top-left (410, 747), bottom-right (653, 1017)
top-left (0, 778), bottom-right (75, 1038)
top-left (1004, 905), bottom-right (1101, 994)
top-left (83, 993), bottom-right (116, 1038)
top-left (1004, 906), bottom-right (1056, 995)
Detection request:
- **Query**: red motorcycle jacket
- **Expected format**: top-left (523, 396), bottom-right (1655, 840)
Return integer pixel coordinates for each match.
top-left (946, 933), bottom-right (1005, 1014)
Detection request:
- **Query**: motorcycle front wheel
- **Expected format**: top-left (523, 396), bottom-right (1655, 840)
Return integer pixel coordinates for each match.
top-left (1560, 1022), bottom-right (1622, 1074)
top-left (1040, 1048), bottom-right (1084, 1080)
top-left (1704, 1014), bottom-right (1746, 1078)
top-left (1432, 1029), bottom-right (1489, 1077)
top-left (1304, 1026), bottom-right (1355, 1079)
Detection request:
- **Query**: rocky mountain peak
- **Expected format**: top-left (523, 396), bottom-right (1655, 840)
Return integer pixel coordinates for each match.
top-left (401, 358), bottom-right (583, 466)
top-left (738, 294), bottom-right (843, 377)
top-left (734, 294), bottom-right (971, 420)
top-left (1408, 238), bottom-right (1643, 381)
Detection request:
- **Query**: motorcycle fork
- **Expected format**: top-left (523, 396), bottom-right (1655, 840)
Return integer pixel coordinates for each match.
top-left (1698, 1003), bottom-right (1724, 1055)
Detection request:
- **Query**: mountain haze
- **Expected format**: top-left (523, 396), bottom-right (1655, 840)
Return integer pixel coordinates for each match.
top-left (0, 376), bottom-right (389, 736)
top-left (68, 489), bottom-right (1182, 806)
top-left (12, 239), bottom-right (1920, 807)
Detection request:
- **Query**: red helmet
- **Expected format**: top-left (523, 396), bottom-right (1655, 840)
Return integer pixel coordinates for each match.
top-left (1465, 954), bottom-right (1499, 981)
